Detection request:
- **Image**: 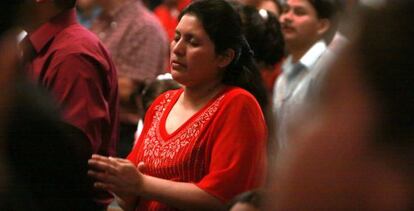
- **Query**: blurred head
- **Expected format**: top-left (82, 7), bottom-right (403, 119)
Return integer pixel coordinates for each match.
top-left (258, 0), bottom-right (282, 16)
top-left (174, 0), bottom-right (268, 110)
top-left (228, 190), bottom-right (263, 211)
top-left (234, 4), bottom-right (285, 69)
top-left (54, 0), bottom-right (77, 9)
top-left (0, 1), bottom-right (22, 202)
top-left (279, 0), bottom-right (338, 51)
top-left (267, 0), bottom-right (414, 210)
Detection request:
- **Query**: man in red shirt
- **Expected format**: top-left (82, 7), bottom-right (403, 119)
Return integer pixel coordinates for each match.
top-left (18, 0), bottom-right (120, 209)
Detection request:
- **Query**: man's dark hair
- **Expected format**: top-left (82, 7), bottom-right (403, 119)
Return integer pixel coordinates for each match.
top-left (308, 0), bottom-right (339, 20)
top-left (307, 0), bottom-right (340, 43)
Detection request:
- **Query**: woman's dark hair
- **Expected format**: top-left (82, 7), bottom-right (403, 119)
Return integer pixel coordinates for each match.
top-left (179, 0), bottom-right (268, 111)
top-left (307, 0), bottom-right (339, 20)
top-left (356, 0), bottom-right (414, 152)
top-left (234, 4), bottom-right (285, 68)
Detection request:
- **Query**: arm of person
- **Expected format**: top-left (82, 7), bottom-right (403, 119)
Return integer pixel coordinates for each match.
top-left (88, 91), bottom-right (266, 210)
top-left (138, 173), bottom-right (225, 211)
top-left (45, 53), bottom-right (110, 154)
top-left (88, 155), bottom-right (225, 211)
top-left (196, 92), bottom-right (268, 203)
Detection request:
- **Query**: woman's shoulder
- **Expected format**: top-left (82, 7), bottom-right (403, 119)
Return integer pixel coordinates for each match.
top-left (214, 86), bottom-right (265, 123)
top-left (222, 86), bottom-right (257, 102)
top-left (147, 88), bottom-right (182, 110)
top-left (218, 86), bottom-right (262, 112)
top-left (156, 88), bottom-right (182, 100)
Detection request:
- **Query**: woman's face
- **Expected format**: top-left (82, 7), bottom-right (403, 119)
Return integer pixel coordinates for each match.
top-left (170, 14), bottom-right (226, 88)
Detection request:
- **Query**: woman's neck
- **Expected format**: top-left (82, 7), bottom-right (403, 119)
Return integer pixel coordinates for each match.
top-left (181, 81), bottom-right (225, 111)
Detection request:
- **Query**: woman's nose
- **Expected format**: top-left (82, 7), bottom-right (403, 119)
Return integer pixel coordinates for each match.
top-left (171, 39), bottom-right (185, 56)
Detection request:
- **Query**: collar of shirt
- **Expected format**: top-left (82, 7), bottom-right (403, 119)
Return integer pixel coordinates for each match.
top-left (299, 40), bottom-right (327, 69)
top-left (283, 40), bottom-right (327, 74)
top-left (28, 9), bottom-right (78, 54)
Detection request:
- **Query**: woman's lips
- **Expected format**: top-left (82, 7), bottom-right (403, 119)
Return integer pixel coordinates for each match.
top-left (171, 60), bottom-right (186, 70)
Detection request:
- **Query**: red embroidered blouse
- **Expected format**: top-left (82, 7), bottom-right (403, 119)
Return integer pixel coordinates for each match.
top-left (127, 86), bottom-right (267, 210)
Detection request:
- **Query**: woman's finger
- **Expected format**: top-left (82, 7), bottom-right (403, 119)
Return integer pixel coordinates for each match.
top-left (88, 170), bottom-right (120, 185)
top-left (88, 158), bottom-right (109, 169)
top-left (88, 159), bottom-right (119, 176)
top-left (94, 182), bottom-right (117, 192)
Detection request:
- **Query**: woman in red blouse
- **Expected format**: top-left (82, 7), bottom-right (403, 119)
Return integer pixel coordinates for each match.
top-left (88, 0), bottom-right (268, 210)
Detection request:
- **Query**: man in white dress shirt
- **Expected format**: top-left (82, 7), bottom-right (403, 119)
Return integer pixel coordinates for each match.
top-left (273, 0), bottom-right (339, 149)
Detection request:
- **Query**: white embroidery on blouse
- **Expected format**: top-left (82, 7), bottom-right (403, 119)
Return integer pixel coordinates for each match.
top-left (143, 91), bottom-right (224, 167)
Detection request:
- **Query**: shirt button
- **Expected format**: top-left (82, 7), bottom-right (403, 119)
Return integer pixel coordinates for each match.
top-left (99, 32), bottom-right (106, 39)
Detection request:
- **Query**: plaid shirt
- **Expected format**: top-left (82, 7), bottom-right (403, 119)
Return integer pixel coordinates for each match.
top-left (91, 0), bottom-right (168, 81)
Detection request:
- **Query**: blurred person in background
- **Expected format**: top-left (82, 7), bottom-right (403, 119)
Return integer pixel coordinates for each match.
top-left (258, 0), bottom-right (282, 16)
top-left (88, 0), bottom-right (268, 210)
top-left (76, 0), bottom-right (101, 28)
top-left (17, 0), bottom-right (120, 209)
top-left (1, 1), bottom-right (99, 210)
top-left (0, 2), bottom-right (20, 207)
top-left (227, 189), bottom-right (263, 211)
top-left (267, 0), bottom-right (414, 209)
top-left (91, 0), bottom-right (168, 158)
top-left (231, 2), bottom-right (285, 95)
top-left (237, 0), bottom-right (282, 16)
top-left (272, 0), bottom-right (339, 149)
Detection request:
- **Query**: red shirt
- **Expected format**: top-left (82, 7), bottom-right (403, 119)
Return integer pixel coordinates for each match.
top-left (90, 0), bottom-right (168, 81)
top-left (26, 9), bottom-right (119, 157)
top-left (128, 86), bottom-right (267, 210)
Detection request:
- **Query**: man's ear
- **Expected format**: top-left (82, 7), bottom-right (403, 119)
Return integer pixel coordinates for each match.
top-left (217, 49), bottom-right (235, 68)
top-left (317, 19), bottom-right (331, 37)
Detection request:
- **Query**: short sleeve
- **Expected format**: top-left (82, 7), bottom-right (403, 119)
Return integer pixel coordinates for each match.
top-left (45, 53), bottom-right (109, 153)
top-left (196, 92), bottom-right (267, 203)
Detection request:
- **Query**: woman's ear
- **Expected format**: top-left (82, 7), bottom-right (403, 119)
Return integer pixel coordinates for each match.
top-left (217, 49), bottom-right (235, 68)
